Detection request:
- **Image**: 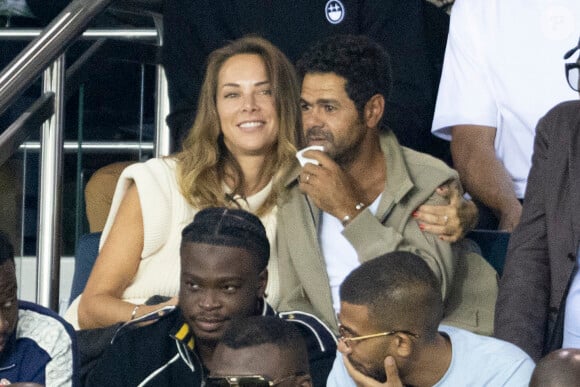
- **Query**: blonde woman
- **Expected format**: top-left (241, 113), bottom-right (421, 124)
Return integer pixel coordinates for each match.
top-left (66, 36), bottom-right (302, 329)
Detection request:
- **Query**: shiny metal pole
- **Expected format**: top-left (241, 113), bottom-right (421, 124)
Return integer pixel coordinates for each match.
top-left (0, 0), bottom-right (113, 118)
top-left (0, 29), bottom-right (157, 40)
top-left (153, 15), bottom-right (171, 157)
top-left (36, 55), bottom-right (65, 309)
top-left (154, 67), bottom-right (171, 157)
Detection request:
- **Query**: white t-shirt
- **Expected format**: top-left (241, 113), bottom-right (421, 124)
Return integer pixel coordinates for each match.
top-left (432, 0), bottom-right (580, 198)
top-left (327, 325), bottom-right (535, 387)
top-left (563, 244), bottom-right (580, 348)
top-left (319, 194), bottom-right (382, 314)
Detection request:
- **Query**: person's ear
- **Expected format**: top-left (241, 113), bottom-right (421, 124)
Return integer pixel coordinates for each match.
top-left (393, 332), bottom-right (414, 358)
top-left (297, 373), bottom-right (313, 387)
top-left (363, 94), bottom-right (385, 129)
top-left (257, 268), bottom-right (268, 297)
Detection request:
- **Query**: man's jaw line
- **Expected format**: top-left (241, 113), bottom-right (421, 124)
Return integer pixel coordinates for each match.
top-left (348, 355), bottom-right (387, 383)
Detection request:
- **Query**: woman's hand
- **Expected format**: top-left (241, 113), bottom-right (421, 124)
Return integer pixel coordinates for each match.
top-left (413, 180), bottom-right (478, 242)
top-left (78, 184), bottom-right (147, 329)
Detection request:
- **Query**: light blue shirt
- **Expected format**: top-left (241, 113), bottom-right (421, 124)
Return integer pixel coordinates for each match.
top-left (563, 244), bottom-right (580, 349)
top-left (327, 325), bottom-right (535, 387)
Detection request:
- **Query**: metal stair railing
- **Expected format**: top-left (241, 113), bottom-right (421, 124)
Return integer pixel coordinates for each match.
top-left (0, 0), bottom-right (168, 310)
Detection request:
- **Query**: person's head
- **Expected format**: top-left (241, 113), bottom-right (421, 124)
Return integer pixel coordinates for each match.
top-left (530, 348), bottom-right (580, 387)
top-left (338, 251), bottom-right (442, 382)
top-left (296, 34), bottom-right (391, 164)
top-left (0, 231), bottom-right (17, 355)
top-left (177, 36), bottom-right (302, 215)
top-left (209, 316), bottom-right (312, 387)
top-left (178, 208), bottom-right (269, 344)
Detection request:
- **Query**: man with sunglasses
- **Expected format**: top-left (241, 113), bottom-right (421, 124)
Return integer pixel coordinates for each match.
top-left (495, 38), bottom-right (580, 361)
top-left (327, 251), bottom-right (534, 386)
top-left (86, 208), bottom-right (335, 386)
top-left (208, 316), bottom-right (312, 387)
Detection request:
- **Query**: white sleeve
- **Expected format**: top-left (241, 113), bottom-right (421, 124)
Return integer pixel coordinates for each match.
top-left (18, 309), bottom-right (76, 387)
top-left (99, 158), bottom-right (176, 258)
top-left (431, 0), bottom-right (498, 140)
top-left (501, 357), bottom-right (536, 387)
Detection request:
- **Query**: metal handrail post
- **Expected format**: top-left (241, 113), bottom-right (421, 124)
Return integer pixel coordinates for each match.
top-left (154, 66), bottom-right (171, 157)
top-left (153, 15), bottom-right (171, 157)
top-left (36, 55), bottom-right (65, 309)
top-left (0, 0), bottom-right (113, 118)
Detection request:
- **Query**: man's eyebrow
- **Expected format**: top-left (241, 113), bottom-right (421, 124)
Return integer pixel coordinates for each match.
top-left (300, 98), bottom-right (340, 105)
top-left (181, 272), bottom-right (243, 282)
top-left (315, 98), bottom-right (340, 105)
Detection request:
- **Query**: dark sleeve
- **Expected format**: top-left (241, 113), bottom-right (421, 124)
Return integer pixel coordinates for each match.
top-left (494, 113), bottom-right (552, 361)
top-left (163, 0), bottom-right (219, 148)
top-left (359, 0), bottom-right (450, 162)
top-left (17, 340), bottom-right (49, 385)
top-left (282, 317), bottom-right (337, 387)
top-left (84, 331), bottom-right (141, 387)
top-left (26, 0), bottom-right (71, 24)
top-left (296, 324), bottom-right (335, 387)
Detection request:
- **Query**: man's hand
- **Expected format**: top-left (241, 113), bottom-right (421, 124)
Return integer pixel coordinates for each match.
top-left (298, 149), bottom-right (363, 221)
top-left (413, 180), bottom-right (478, 242)
top-left (343, 355), bottom-right (403, 387)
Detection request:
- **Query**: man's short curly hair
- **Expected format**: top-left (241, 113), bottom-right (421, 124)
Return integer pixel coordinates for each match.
top-left (296, 34), bottom-right (392, 118)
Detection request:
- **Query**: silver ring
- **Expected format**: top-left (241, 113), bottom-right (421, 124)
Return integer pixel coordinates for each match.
top-left (443, 215), bottom-right (449, 225)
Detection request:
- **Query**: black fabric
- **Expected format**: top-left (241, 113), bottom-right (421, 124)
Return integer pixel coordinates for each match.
top-left (162, 0), bottom-right (450, 161)
top-left (85, 309), bottom-right (205, 387)
top-left (290, 322), bottom-right (335, 387)
top-left (277, 310), bottom-right (337, 386)
top-left (77, 323), bottom-right (122, 386)
top-left (83, 304), bottom-right (336, 386)
top-left (26, 0), bottom-right (71, 24)
top-left (78, 296), bottom-right (172, 385)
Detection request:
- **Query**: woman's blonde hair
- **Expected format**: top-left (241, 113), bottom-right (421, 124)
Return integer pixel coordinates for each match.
top-left (175, 35), bottom-right (302, 216)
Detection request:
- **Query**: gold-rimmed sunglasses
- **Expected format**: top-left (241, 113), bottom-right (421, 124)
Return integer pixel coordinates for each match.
top-left (338, 325), bottom-right (419, 348)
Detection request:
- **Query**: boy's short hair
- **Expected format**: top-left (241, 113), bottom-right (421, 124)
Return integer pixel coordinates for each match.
top-left (181, 207), bottom-right (270, 271)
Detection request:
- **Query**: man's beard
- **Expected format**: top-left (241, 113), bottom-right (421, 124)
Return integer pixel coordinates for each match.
top-left (304, 125), bottom-right (364, 167)
top-left (349, 355), bottom-right (387, 383)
